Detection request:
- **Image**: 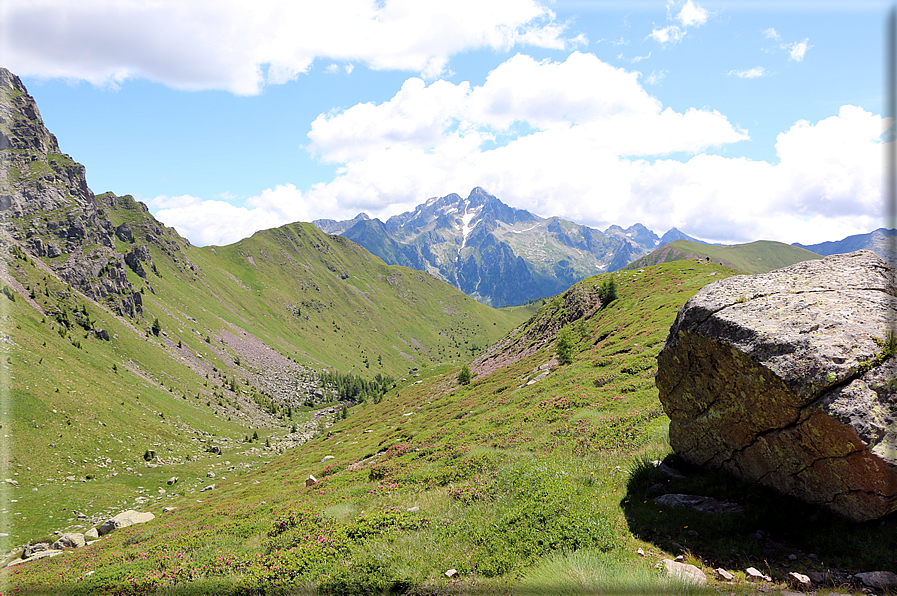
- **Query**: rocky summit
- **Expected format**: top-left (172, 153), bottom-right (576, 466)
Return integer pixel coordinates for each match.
top-left (315, 187), bottom-right (667, 307)
top-left (656, 250), bottom-right (897, 521)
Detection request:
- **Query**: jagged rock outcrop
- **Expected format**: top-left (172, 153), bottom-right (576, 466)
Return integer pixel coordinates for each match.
top-left (657, 251), bottom-right (897, 521)
top-left (0, 68), bottom-right (168, 318)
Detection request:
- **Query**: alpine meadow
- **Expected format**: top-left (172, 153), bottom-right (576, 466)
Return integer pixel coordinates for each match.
top-left (2, 4), bottom-right (897, 593)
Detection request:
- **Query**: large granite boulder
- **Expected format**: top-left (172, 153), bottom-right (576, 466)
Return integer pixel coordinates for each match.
top-left (656, 251), bottom-right (897, 521)
top-left (97, 509), bottom-right (155, 536)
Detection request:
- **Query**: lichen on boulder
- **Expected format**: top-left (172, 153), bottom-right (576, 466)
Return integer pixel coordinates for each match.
top-left (657, 250), bottom-right (897, 521)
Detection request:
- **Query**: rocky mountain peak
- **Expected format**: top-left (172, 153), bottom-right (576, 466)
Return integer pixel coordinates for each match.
top-left (0, 68), bottom-right (61, 157)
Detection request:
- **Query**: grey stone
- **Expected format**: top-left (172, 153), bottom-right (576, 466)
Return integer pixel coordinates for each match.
top-left (714, 568), bottom-right (735, 581)
top-left (201, 483), bottom-right (216, 492)
top-left (97, 510), bottom-right (155, 536)
top-left (788, 571), bottom-right (811, 588)
top-left (52, 532), bottom-right (85, 549)
top-left (653, 493), bottom-right (744, 515)
top-left (84, 527), bottom-right (99, 540)
top-left (11, 549), bottom-right (62, 565)
top-left (745, 567), bottom-right (771, 582)
top-left (445, 569), bottom-right (458, 577)
top-left (305, 475), bottom-right (318, 487)
top-left (166, 476), bottom-right (179, 485)
top-left (657, 251), bottom-right (897, 522)
top-left (856, 571), bottom-right (897, 590)
top-left (22, 543), bottom-right (50, 558)
top-left (662, 559), bottom-right (707, 585)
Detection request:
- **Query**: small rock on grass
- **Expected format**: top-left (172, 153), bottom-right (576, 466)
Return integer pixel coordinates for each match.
top-left (714, 568), bottom-right (734, 581)
top-left (856, 571), bottom-right (897, 590)
top-left (52, 533), bottom-right (85, 550)
top-left (745, 567), bottom-right (771, 582)
top-left (662, 559), bottom-right (707, 586)
top-left (788, 572), bottom-right (811, 589)
top-left (445, 569), bottom-right (457, 578)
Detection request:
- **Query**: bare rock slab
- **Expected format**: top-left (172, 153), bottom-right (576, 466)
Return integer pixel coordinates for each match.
top-left (856, 571), bottom-right (897, 590)
top-left (97, 509), bottom-right (155, 536)
top-left (653, 493), bottom-right (744, 515)
top-left (52, 532), bottom-right (85, 549)
top-left (657, 251), bottom-right (897, 521)
top-left (662, 559), bottom-right (707, 586)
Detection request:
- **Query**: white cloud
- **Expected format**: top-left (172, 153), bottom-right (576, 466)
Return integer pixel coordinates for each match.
top-left (649, 25), bottom-right (684, 45)
top-left (649, 0), bottom-right (709, 46)
top-left (145, 52), bottom-right (882, 248)
top-left (645, 70), bottom-right (667, 85)
top-left (309, 53), bottom-right (742, 163)
top-left (631, 52), bottom-right (651, 63)
top-left (763, 27), bottom-right (781, 41)
top-left (728, 67), bottom-right (767, 79)
top-left (788, 38), bottom-right (811, 62)
top-left (297, 60), bottom-right (882, 247)
top-left (676, 0), bottom-right (709, 28)
top-left (0, 0), bottom-right (572, 94)
top-left (150, 184), bottom-right (314, 246)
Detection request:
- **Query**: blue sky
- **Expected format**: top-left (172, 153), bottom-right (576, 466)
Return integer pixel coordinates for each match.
top-left (1, 0), bottom-right (889, 246)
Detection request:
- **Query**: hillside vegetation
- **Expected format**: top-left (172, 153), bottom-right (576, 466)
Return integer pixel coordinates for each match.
top-left (0, 197), bottom-right (531, 543)
top-left (2, 260), bottom-right (738, 593)
top-left (622, 239), bottom-right (821, 274)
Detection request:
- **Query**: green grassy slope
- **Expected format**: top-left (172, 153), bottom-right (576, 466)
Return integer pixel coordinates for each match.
top-left (622, 239), bottom-right (822, 274)
top-left (0, 197), bottom-right (533, 553)
top-left (8, 258), bottom-right (897, 594)
top-left (103, 198), bottom-right (527, 378)
top-left (2, 260), bottom-right (734, 593)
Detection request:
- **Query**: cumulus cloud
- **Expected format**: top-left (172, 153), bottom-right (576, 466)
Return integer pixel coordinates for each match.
top-left (150, 184), bottom-right (314, 246)
top-left (0, 0), bottom-right (572, 94)
top-left (649, 25), bottom-right (685, 45)
top-left (298, 59), bottom-right (882, 247)
top-left (788, 38), bottom-right (812, 62)
top-left (676, 0), bottom-right (709, 27)
top-left (728, 67), bottom-right (767, 79)
top-left (146, 52), bottom-right (883, 247)
top-left (649, 0), bottom-right (709, 46)
top-left (308, 53), bottom-right (743, 164)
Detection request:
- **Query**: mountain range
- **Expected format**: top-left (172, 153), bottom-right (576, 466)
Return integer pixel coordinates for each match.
top-left (313, 190), bottom-right (706, 307)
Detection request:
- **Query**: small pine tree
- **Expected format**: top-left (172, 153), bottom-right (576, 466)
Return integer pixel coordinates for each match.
top-left (265, 437), bottom-right (271, 448)
top-left (252, 430), bottom-right (259, 441)
top-left (458, 364), bottom-right (472, 386)
top-left (341, 404), bottom-right (348, 419)
top-left (556, 324), bottom-right (575, 365)
top-left (151, 317), bottom-right (162, 336)
top-left (597, 277), bottom-right (617, 307)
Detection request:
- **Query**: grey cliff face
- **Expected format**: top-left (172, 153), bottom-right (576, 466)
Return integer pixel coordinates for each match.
top-left (0, 68), bottom-right (159, 317)
top-left (657, 250), bottom-right (897, 521)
